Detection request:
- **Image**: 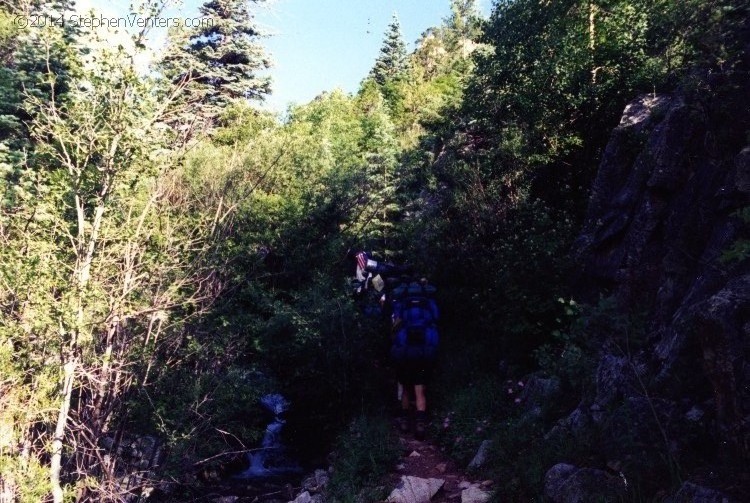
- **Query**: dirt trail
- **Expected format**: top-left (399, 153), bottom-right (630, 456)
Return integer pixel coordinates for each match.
top-left (385, 422), bottom-right (492, 502)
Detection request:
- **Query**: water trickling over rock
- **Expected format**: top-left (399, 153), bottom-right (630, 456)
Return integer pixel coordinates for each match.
top-left (235, 393), bottom-right (302, 480)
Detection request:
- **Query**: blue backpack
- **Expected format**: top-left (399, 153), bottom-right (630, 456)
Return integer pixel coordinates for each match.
top-left (390, 283), bottom-right (439, 361)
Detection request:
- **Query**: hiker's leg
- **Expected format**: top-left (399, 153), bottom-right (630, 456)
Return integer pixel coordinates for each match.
top-left (397, 381), bottom-right (412, 433)
top-left (401, 383), bottom-right (412, 411)
top-left (414, 363), bottom-right (432, 412)
top-left (414, 385), bottom-right (427, 412)
top-left (414, 385), bottom-right (427, 439)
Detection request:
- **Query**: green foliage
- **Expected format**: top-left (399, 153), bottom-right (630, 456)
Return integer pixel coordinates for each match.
top-left (165, 84), bottom-right (409, 463)
top-left (0, 454), bottom-right (50, 503)
top-left (13, 0), bottom-right (83, 102)
top-left (353, 83), bottom-right (401, 253)
top-left (327, 414), bottom-right (400, 503)
top-left (534, 298), bottom-right (598, 394)
top-left (379, 1), bottom-right (482, 149)
top-left (0, 7), bottom-right (22, 142)
top-left (386, 58), bottom-right (466, 149)
top-left (441, 0), bottom-right (483, 52)
top-left (672, 0), bottom-right (749, 73)
top-left (0, 334), bottom-right (55, 503)
top-left (0, 8), bottom-right (232, 499)
top-left (430, 378), bottom-right (509, 464)
top-left (464, 0), bottom-right (688, 190)
top-left (416, 197), bottom-right (577, 369)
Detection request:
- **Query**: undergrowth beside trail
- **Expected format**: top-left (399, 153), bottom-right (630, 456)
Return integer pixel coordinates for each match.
top-left (326, 414), bottom-right (401, 503)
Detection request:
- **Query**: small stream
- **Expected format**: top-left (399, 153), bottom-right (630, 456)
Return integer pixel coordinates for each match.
top-left (184, 393), bottom-right (306, 502)
top-left (234, 393), bottom-right (303, 481)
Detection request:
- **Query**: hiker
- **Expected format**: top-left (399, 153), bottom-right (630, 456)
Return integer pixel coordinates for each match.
top-left (390, 278), bottom-right (439, 439)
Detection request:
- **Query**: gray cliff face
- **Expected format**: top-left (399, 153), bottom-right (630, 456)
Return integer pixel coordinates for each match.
top-left (550, 85), bottom-right (749, 500)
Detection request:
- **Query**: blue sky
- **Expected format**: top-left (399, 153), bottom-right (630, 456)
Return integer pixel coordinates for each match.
top-left (250, 0), bottom-right (492, 111)
top-left (84, 0), bottom-right (491, 112)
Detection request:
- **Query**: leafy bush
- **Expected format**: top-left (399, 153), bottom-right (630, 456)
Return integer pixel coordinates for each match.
top-left (534, 298), bottom-right (601, 395)
top-left (430, 378), bottom-right (511, 464)
top-left (326, 415), bottom-right (401, 503)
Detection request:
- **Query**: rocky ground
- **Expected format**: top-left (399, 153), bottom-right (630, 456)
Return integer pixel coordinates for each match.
top-left (284, 417), bottom-right (493, 503)
top-left (382, 425), bottom-right (493, 503)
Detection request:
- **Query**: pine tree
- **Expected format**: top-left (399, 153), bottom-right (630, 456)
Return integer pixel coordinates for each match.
top-left (355, 81), bottom-right (400, 255)
top-left (161, 0), bottom-right (271, 124)
top-left (369, 13), bottom-right (408, 87)
top-left (15, 0), bottom-right (83, 98)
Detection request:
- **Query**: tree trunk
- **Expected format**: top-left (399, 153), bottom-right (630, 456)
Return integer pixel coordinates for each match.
top-left (588, 2), bottom-right (596, 51)
top-left (589, 2), bottom-right (599, 83)
top-left (50, 358), bottom-right (76, 503)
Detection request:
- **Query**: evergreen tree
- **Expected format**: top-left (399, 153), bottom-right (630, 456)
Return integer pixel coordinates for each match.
top-left (14, 0), bottom-right (83, 99)
top-left (160, 0), bottom-right (271, 124)
top-left (369, 13), bottom-right (408, 86)
top-left (356, 81), bottom-right (400, 255)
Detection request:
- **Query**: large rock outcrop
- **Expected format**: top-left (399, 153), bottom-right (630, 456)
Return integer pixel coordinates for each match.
top-left (553, 80), bottom-right (749, 499)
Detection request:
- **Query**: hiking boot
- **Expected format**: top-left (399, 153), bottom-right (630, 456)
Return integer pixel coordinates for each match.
top-left (415, 411), bottom-right (427, 440)
top-left (414, 421), bottom-right (426, 440)
top-left (397, 412), bottom-right (410, 433)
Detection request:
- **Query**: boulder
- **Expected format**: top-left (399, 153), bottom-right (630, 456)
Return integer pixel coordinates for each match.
top-left (467, 440), bottom-right (492, 470)
top-left (544, 463), bottom-right (626, 503)
top-left (594, 355), bottom-right (631, 407)
top-left (302, 469), bottom-right (330, 493)
top-left (461, 485), bottom-right (492, 503)
top-left (288, 491), bottom-right (312, 503)
top-left (517, 375), bottom-right (562, 421)
top-left (386, 476), bottom-right (445, 503)
top-left (545, 406), bottom-right (591, 442)
top-left (671, 482), bottom-right (731, 503)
